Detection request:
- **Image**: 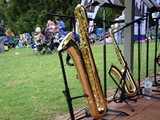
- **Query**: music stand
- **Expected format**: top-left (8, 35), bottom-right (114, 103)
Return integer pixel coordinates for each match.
top-left (134, 0), bottom-right (160, 100)
top-left (142, 0), bottom-right (160, 87)
top-left (142, 0), bottom-right (160, 12)
top-left (91, 0), bottom-right (125, 10)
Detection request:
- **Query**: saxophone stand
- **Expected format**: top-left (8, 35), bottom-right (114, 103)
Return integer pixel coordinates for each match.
top-left (108, 65), bottom-right (137, 112)
top-left (142, 0), bottom-right (160, 81)
top-left (100, 7), bottom-right (129, 119)
top-left (58, 51), bottom-right (92, 120)
top-left (58, 49), bottom-right (129, 120)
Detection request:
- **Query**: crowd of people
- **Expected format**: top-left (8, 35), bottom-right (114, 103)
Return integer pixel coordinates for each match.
top-left (0, 17), bottom-right (67, 54)
top-left (0, 11), bottom-right (126, 54)
top-left (18, 18), bottom-right (65, 53)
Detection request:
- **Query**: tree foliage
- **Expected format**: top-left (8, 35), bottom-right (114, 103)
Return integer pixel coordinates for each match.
top-left (0, 0), bottom-right (124, 34)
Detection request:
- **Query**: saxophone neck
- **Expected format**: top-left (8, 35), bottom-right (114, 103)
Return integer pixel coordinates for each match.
top-left (75, 4), bottom-right (89, 29)
top-left (110, 27), bottom-right (119, 47)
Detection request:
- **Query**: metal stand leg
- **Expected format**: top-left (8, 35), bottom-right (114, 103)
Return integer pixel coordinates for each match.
top-left (123, 100), bottom-right (134, 112)
top-left (153, 18), bottom-right (160, 87)
top-left (59, 52), bottom-right (75, 120)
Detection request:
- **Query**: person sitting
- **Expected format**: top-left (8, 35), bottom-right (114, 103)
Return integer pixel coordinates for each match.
top-left (19, 34), bottom-right (27, 46)
top-left (34, 27), bottom-right (45, 45)
top-left (45, 20), bottom-right (56, 34)
top-left (36, 27), bottom-right (45, 39)
top-left (5, 28), bottom-right (14, 37)
top-left (31, 27), bottom-right (46, 54)
top-left (4, 29), bottom-right (15, 48)
top-left (49, 32), bottom-right (60, 53)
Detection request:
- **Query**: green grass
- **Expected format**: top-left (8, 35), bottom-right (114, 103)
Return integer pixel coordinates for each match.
top-left (0, 42), bottom-right (159, 120)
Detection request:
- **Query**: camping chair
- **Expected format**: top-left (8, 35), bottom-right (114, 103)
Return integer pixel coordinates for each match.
top-left (25, 33), bottom-right (32, 45)
top-left (13, 36), bottom-right (22, 51)
top-left (45, 31), bottom-right (59, 54)
top-left (31, 32), bottom-right (52, 55)
top-left (31, 32), bottom-right (43, 54)
top-left (4, 36), bottom-right (16, 48)
top-left (42, 38), bottom-right (54, 54)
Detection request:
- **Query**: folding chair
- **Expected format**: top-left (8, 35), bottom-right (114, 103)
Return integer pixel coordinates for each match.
top-left (4, 36), bottom-right (13, 48)
top-left (31, 32), bottom-right (44, 55)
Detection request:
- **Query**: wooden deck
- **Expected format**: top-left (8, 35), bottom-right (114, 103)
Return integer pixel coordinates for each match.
top-left (55, 76), bottom-right (160, 120)
top-left (105, 90), bottom-right (160, 120)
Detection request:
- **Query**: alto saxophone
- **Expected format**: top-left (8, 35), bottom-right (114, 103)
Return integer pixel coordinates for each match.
top-left (109, 27), bottom-right (138, 97)
top-left (58, 4), bottom-right (107, 119)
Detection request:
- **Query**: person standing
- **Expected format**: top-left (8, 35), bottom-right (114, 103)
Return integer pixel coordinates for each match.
top-left (117, 10), bottom-right (125, 44)
top-left (55, 18), bottom-right (65, 36)
top-left (114, 14), bottom-right (120, 43)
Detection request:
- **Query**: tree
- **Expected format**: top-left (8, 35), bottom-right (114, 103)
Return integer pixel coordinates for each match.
top-left (0, 0), bottom-right (124, 34)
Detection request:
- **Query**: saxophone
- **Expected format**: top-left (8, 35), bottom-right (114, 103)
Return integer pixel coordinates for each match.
top-left (109, 27), bottom-right (138, 97)
top-left (58, 4), bottom-right (107, 119)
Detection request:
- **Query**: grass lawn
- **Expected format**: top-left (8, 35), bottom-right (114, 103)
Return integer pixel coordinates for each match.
top-left (0, 41), bottom-right (159, 120)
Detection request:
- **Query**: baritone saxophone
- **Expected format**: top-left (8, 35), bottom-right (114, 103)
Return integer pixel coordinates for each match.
top-left (109, 27), bottom-right (138, 97)
top-left (58, 4), bottom-right (107, 119)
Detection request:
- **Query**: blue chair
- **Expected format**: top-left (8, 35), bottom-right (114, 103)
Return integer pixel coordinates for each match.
top-left (96, 28), bottom-right (103, 38)
top-left (25, 33), bottom-right (32, 44)
top-left (4, 36), bottom-right (15, 48)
